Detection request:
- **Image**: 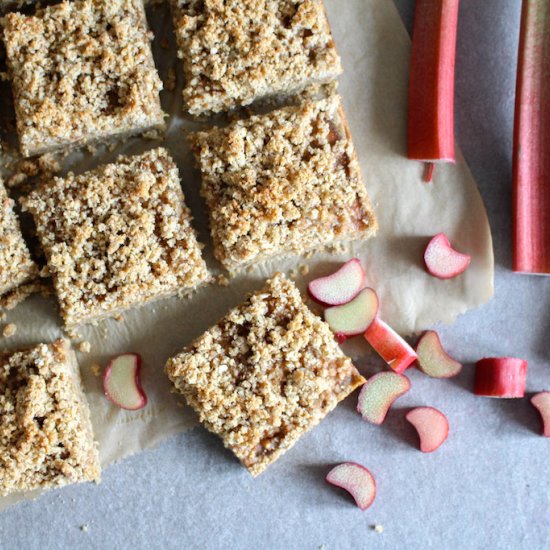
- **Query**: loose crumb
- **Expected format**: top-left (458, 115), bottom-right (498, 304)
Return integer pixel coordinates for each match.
top-left (299, 264), bottom-right (309, 276)
top-left (371, 524), bottom-right (384, 534)
top-left (78, 341), bottom-right (91, 353)
top-left (2, 323), bottom-right (17, 338)
top-left (216, 274), bottom-right (230, 287)
top-left (80, 525), bottom-right (89, 533)
top-left (90, 363), bottom-right (102, 377)
top-left (165, 67), bottom-right (176, 92)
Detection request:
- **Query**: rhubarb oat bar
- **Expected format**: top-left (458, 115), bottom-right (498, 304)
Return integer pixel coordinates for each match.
top-left (0, 340), bottom-right (100, 496)
top-left (2, 0), bottom-right (165, 157)
top-left (189, 96), bottom-right (377, 271)
top-left (21, 148), bottom-right (210, 328)
top-left (166, 273), bottom-right (365, 476)
top-left (0, 177), bottom-right (37, 299)
top-left (171, 0), bottom-right (343, 115)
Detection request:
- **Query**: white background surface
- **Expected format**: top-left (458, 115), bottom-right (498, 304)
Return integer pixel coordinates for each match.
top-left (1, 1), bottom-right (549, 549)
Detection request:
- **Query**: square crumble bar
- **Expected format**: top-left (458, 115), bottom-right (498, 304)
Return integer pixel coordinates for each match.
top-left (189, 95), bottom-right (377, 271)
top-left (171, 0), bottom-right (343, 116)
top-left (0, 340), bottom-right (100, 496)
top-left (21, 148), bottom-right (210, 328)
top-left (2, 0), bottom-right (165, 157)
top-left (0, 177), bottom-right (37, 298)
top-left (166, 273), bottom-right (365, 476)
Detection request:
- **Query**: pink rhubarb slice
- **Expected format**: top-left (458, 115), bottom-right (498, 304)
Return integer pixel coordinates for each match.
top-left (474, 357), bottom-right (528, 398)
top-left (424, 233), bottom-right (471, 279)
top-left (408, 0), bottom-right (460, 181)
top-left (326, 463), bottom-right (376, 511)
top-left (364, 318), bottom-right (417, 374)
top-left (324, 287), bottom-right (378, 343)
top-left (530, 392), bottom-right (550, 437)
top-left (103, 353), bottom-right (147, 410)
top-left (512, 0), bottom-right (550, 274)
top-left (416, 330), bottom-right (462, 378)
top-left (308, 258), bottom-right (366, 306)
top-left (406, 406), bottom-right (449, 452)
top-left (357, 372), bottom-right (411, 424)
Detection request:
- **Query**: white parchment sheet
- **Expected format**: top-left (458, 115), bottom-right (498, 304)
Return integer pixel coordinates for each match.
top-left (0, 0), bottom-right (493, 510)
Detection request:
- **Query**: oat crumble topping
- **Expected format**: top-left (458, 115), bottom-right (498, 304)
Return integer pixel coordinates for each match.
top-left (0, 340), bottom-right (100, 496)
top-left (2, 0), bottom-right (165, 157)
top-left (166, 273), bottom-right (365, 476)
top-left (170, 0), bottom-right (343, 115)
top-left (0, 178), bottom-right (38, 298)
top-left (21, 147), bottom-right (210, 327)
top-left (190, 96), bottom-right (377, 271)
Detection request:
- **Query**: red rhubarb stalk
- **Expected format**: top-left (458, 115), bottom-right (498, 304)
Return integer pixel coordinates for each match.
top-left (408, 0), bottom-right (459, 182)
top-left (474, 358), bottom-right (528, 398)
top-left (513, 0), bottom-right (550, 274)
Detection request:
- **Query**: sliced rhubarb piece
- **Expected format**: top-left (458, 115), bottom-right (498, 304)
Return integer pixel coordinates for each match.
top-left (513, 0), bottom-right (550, 274)
top-left (324, 287), bottom-right (378, 344)
top-left (308, 258), bottom-right (366, 306)
top-left (406, 407), bottom-right (449, 452)
top-left (416, 330), bottom-right (462, 378)
top-left (326, 462), bottom-right (376, 511)
top-left (357, 372), bottom-right (411, 424)
top-left (530, 392), bottom-right (550, 437)
top-left (407, 0), bottom-right (459, 181)
top-left (474, 357), bottom-right (528, 398)
top-left (364, 318), bottom-right (417, 374)
top-left (424, 233), bottom-right (471, 279)
top-left (103, 353), bottom-right (147, 411)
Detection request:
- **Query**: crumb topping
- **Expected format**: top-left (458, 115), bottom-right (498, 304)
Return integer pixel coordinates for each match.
top-left (0, 179), bottom-right (38, 297)
top-left (0, 340), bottom-right (100, 496)
top-left (171, 0), bottom-right (342, 115)
top-left (21, 148), bottom-right (210, 327)
top-left (2, 0), bottom-right (164, 156)
top-left (190, 96), bottom-right (377, 270)
top-left (166, 273), bottom-right (365, 476)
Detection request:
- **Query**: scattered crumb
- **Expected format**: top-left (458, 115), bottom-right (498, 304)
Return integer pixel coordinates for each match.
top-left (299, 264), bottom-right (309, 276)
top-left (80, 525), bottom-right (89, 533)
top-left (114, 314), bottom-right (124, 322)
top-left (371, 524), bottom-right (384, 534)
top-left (2, 323), bottom-right (17, 338)
top-left (165, 67), bottom-right (176, 92)
top-left (328, 242), bottom-right (347, 255)
top-left (216, 274), bottom-right (230, 287)
top-left (90, 363), bottom-right (102, 377)
top-left (304, 250), bottom-right (315, 259)
top-left (0, 312), bottom-right (6, 321)
top-left (289, 268), bottom-right (298, 279)
top-left (142, 129), bottom-right (163, 140)
top-left (66, 327), bottom-right (82, 340)
top-left (78, 341), bottom-right (91, 353)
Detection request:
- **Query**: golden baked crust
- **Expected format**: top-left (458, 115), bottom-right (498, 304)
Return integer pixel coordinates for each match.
top-left (2, 0), bottom-right (165, 157)
top-left (0, 340), bottom-right (100, 496)
top-left (0, 178), bottom-right (38, 298)
top-left (166, 273), bottom-right (365, 476)
top-left (21, 148), bottom-right (210, 328)
top-left (171, 0), bottom-right (343, 115)
top-left (190, 95), bottom-right (377, 271)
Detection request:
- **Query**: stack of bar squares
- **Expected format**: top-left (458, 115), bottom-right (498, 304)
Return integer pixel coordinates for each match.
top-left (164, 0), bottom-right (377, 473)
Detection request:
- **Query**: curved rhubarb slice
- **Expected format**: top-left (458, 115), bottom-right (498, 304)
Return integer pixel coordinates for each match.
top-left (364, 318), bottom-right (417, 373)
top-left (308, 259), bottom-right (366, 306)
top-left (416, 330), bottom-right (462, 378)
top-left (326, 463), bottom-right (376, 511)
top-left (530, 392), bottom-right (550, 437)
top-left (406, 407), bottom-right (449, 452)
top-left (325, 288), bottom-right (378, 344)
top-left (103, 353), bottom-right (147, 410)
top-left (424, 233), bottom-right (471, 279)
top-left (357, 372), bottom-right (411, 424)
top-left (513, 0), bottom-right (550, 274)
top-left (408, 0), bottom-right (460, 181)
top-left (474, 357), bottom-right (528, 398)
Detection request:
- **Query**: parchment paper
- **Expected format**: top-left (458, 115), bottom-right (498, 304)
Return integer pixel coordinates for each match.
top-left (0, 0), bottom-right (494, 511)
